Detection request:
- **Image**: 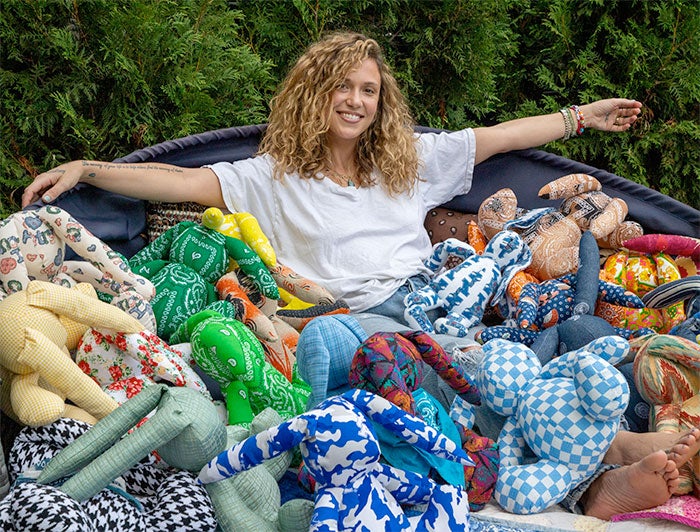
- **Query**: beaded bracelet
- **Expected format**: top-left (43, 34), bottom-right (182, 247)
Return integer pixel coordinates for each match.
top-left (569, 105), bottom-right (585, 136)
top-left (559, 107), bottom-right (575, 140)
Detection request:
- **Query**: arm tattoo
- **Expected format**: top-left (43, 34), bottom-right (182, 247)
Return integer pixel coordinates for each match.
top-left (80, 161), bottom-right (185, 174)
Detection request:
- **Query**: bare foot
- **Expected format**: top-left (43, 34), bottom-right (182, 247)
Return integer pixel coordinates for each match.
top-left (583, 427), bottom-right (700, 520)
top-left (582, 450), bottom-right (679, 520)
top-left (604, 427), bottom-right (700, 465)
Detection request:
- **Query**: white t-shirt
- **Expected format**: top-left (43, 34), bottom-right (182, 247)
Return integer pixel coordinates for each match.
top-left (208, 128), bottom-right (476, 312)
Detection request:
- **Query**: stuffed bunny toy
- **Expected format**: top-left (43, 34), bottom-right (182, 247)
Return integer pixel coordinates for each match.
top-left (478, 174), bottom-right (643, 280)
top-left (198, 388), bottom-right (474, 531)
top-left (129, 219), bottom-right (279, 340)
top-left (0, 206), bottom-right (154, 318)
top-left (477, 231), bottom-right (654, 362)
top-left (36, 384), bottom-right (227, 501)
top-left (172, 308), bottom-right (310, 426)
top-left (404, 230), bottom-right (532, 337)
top-left (474, 335), bottom-right (630, 514)
top-left (0, 280), bottom-right (144, 427)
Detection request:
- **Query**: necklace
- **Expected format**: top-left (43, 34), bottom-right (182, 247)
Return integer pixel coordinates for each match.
top-left (327, 169), bottom-right (356, 187)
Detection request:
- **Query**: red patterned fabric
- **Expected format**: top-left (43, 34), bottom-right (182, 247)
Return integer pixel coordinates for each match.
top-left (460, 427), bottom-right (499, 511)
top-left (348, 331), bottom-right (480, 417)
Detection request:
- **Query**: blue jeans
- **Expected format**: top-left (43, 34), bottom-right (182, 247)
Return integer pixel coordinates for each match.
top-left (364, 273), bottom-right (441, 326)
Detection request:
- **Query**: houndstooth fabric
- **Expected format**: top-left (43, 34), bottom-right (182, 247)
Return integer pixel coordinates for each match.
top-left (1, 418), bottom-right (217, 531)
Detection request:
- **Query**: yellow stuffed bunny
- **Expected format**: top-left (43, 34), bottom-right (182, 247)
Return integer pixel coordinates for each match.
top-left (0, 280), bottom-right (144, 427)
top-left (202, 207), bottom-right (277, 268)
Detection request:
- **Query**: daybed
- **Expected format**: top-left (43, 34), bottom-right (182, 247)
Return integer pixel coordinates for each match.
top-left (2, 123), bottom-right (699, 531)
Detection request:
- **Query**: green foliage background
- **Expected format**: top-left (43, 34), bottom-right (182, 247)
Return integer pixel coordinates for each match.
top-left (2, 0), bottom-right (698, 217)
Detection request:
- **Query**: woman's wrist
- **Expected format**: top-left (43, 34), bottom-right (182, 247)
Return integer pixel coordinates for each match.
top-left (559, 105), bottom-right (585, 140)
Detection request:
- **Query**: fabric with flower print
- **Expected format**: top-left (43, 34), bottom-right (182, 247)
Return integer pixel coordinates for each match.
top-left (75, 329), bottom-right (210, 404)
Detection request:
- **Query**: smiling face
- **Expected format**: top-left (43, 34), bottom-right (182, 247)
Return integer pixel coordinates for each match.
top-left (327, 58), bottom-right (381, 149)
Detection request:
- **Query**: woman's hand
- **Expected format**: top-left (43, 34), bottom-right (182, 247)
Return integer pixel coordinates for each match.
top-left (581, 98), bottom-right (643, 132)
top-left (21, 160), bottom-right (84, 208)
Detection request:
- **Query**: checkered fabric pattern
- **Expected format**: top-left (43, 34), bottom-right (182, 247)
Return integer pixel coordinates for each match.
top-left (295, 314), bottom-right (368, 408)
top-left (0, 281), bottom-right (144, 426)
top-left (477, 340), bottom-right (541, 417)
top-left (478, 337), bottom-right (629, 514)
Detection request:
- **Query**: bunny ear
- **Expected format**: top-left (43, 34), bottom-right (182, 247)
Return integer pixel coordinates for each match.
top-left (401, 330), bottom-right (481, 405)
top-left (345, 389), bottom-right (474, 467)
top-left (36, 384), bottom-right (167, 488)
top-left (574, 231), bottom-right (600, 313)
top-left (198, 414), bottom-right (312, 485)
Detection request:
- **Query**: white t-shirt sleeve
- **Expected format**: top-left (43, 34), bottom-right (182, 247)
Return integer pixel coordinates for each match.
top-left (416, 128), bottom-right (476, 209)
top-left (206, 155), bottom-right (276, 215)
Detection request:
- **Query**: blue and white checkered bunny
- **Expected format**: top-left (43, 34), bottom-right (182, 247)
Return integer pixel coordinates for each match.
top-left (477, 336), bottom-right (630, 514)
top-left (404, 230), bottom-right (532, 337)
top-left (198, 388), bottom-right (474, 531)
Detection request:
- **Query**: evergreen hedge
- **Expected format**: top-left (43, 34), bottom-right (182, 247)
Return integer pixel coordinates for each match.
top-left (2, 0), bottom-right (698, 217)
top-left (1, 0), bottom-right (275, 215)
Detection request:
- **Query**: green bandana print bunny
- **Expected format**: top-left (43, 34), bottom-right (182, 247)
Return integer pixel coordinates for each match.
top-left (130, 221), bottom-right (279, 340)
top-left (131, 221), bottom-right (278, 296)
top-left (180, 310), bottom-right (310, 426)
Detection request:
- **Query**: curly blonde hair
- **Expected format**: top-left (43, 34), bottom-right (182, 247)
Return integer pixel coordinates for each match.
top-left (258, 32), bottom-right (420, 194)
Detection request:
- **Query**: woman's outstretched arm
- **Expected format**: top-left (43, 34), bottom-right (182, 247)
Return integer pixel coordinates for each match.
top-left (21, 159), bottom-right (225, 208)
top-left (473, 98), bottom-right (642, 165)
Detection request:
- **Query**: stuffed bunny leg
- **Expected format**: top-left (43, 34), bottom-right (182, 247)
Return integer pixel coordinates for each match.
top-left (404, 289), bottom-right (441, 333)
top-left (496, 416), bottom-right (575, 514)
top-left (198, 415), bottom-right (309, 484)
top-left (37, 384), bottom-right (175, 487)
top-left (371, 463), bottom-right (470, 530)
top-left (435, 309), bottom-right (484, 337)
top-left (26, 280), bottom-right (144, 333)
top-left (223, 235), bottom-right (279, 299)
top-left (15, 328), bottom-right (118, 424)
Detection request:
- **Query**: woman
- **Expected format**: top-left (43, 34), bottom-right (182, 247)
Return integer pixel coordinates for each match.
top-left (22, 32), bottom-right (697, 519)
top-left (22, 32), bottom-right (640, 321)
